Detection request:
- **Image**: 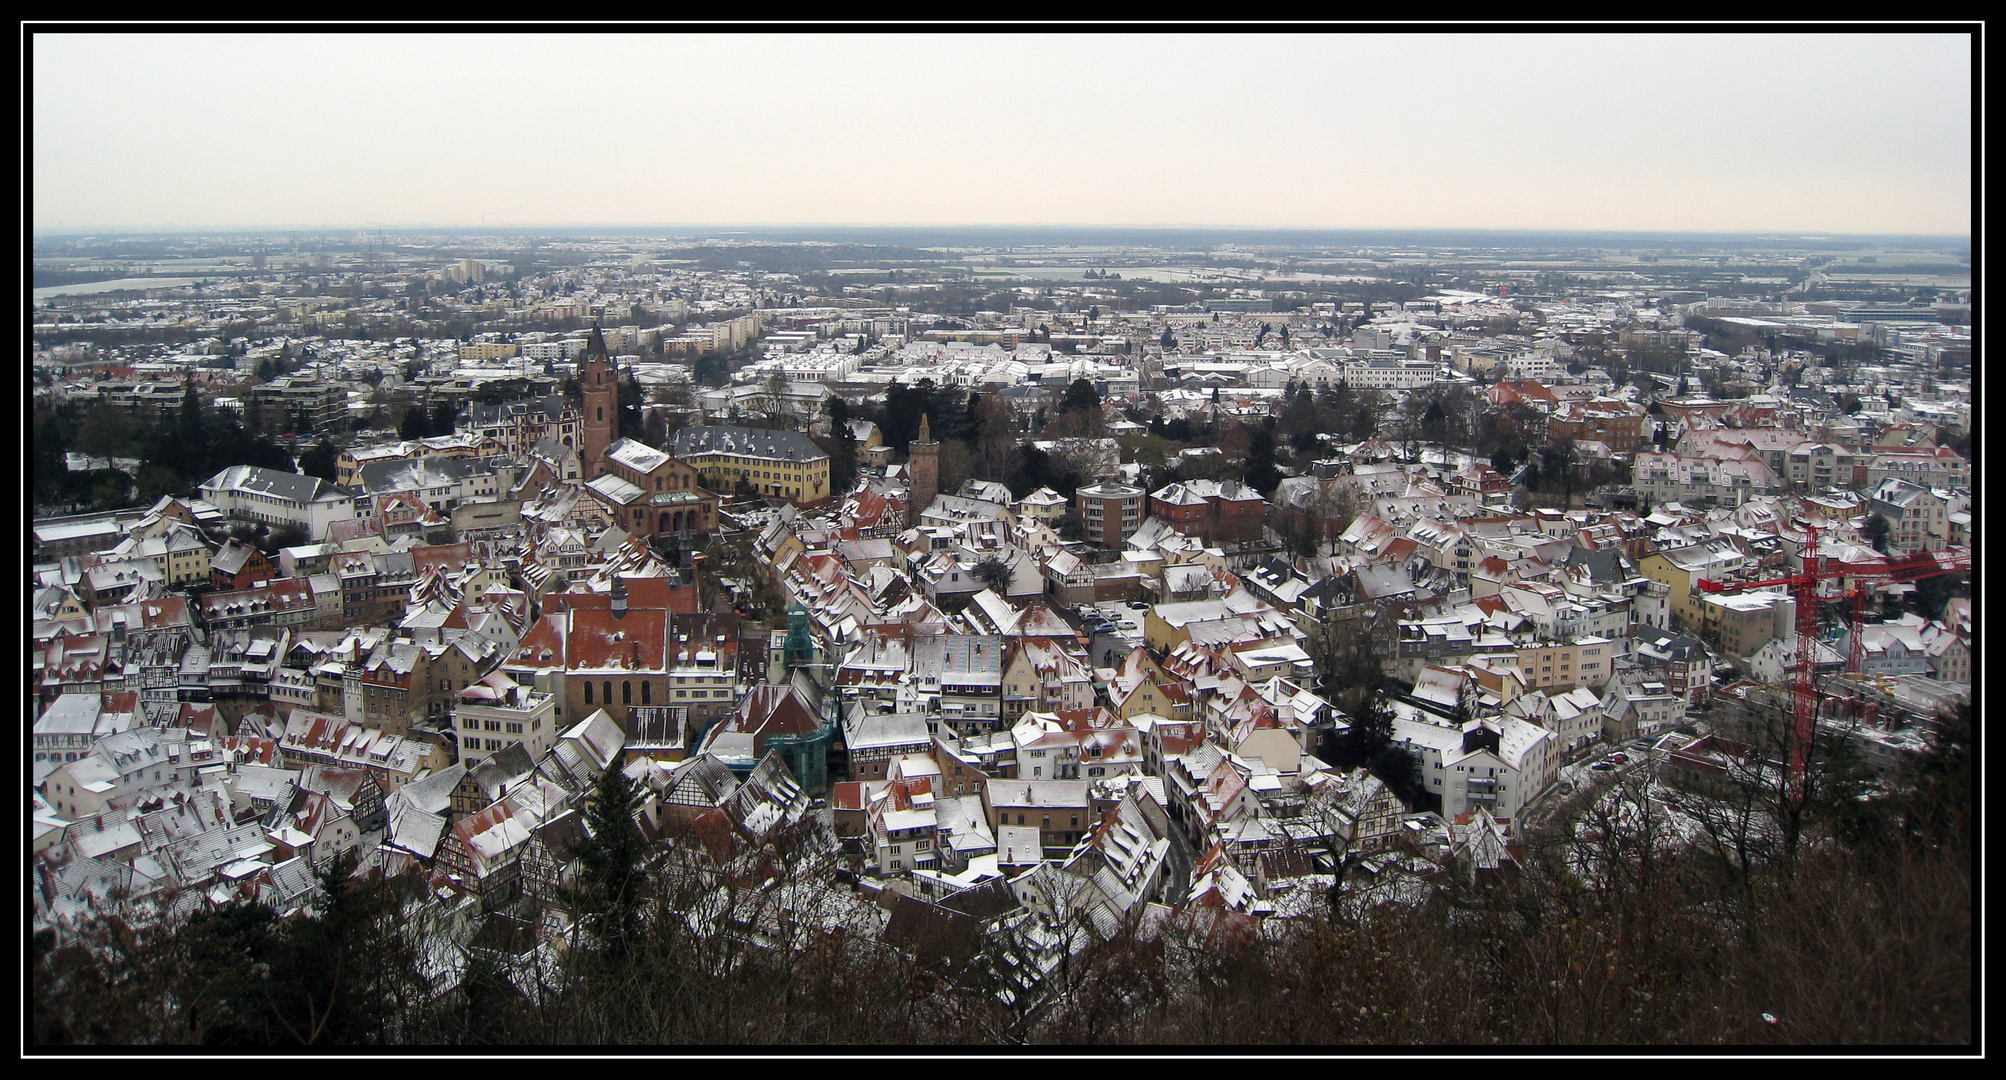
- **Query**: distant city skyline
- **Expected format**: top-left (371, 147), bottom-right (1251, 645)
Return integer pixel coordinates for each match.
top-left (32, 30), bottom-right (1975, 236)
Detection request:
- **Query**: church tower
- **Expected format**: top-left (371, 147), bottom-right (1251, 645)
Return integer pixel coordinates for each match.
top-left (908, 412), bottom-right (939, 517)
top-left (579, 324), bottom-right (617, 478)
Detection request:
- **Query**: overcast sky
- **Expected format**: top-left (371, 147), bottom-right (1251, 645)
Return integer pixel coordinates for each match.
top-left (32, 31), bottom-right (1974, 236)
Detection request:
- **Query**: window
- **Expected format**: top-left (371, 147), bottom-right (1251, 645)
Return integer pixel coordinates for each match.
top-left (641, 681), bottom-right (651, 704)
top-left (623, 681), bottom-right (632, 705)
top-left (583, 682), bottom-right (592, 704)
top-left (603, 681), bottom-right (612, 706)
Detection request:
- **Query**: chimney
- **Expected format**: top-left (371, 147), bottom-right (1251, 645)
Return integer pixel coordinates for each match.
top-left (611, 575), bottom-right (628, 619)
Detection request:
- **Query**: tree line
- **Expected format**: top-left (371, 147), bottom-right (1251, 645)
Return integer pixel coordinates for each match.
top-left (33, 384), bottom-right (295, 514)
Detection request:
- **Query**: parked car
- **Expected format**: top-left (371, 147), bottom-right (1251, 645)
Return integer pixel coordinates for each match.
top-left (1610, 752), bottom-right (1628, 764)
top-left (1591, 762), bottom-right (1616, 772)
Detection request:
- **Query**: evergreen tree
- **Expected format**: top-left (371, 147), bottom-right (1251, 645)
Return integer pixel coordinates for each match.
top-left (1290, 512), bottom-right (1319, 558)
top-left (31, 405), bottom-right (72, 506)
top-left (1061, 378), bottom-right (1101, 415)
top-left (618, 372), bottom-right (644, 440)
top-left (569, 763), bottom-right (647, 958)
top-left (298, 439), bottom-right (340, 482)
top-left (812, 430), bottom-right (857, 498)
top-left (1244, 420), bottom-right (1283, 497)
top-left (1421, 399), bottom-right (1447, 444)
top-left (1861, 514), bottom-right (1891, 554)
top-left (1331, 687), bottom-right (1394, 771)
top-left (972, 555), bottom-right (1013, 593)
top-left (177, 378), bottom-right (210, 479)
top-left (255, 853), bottom-right (425, 1045)
top-left (1368, 743), bottom-right (1428, 810)
top-left (428, 401), bottom-right (459, 440)
top-left (399, 407), bottom-right (429, 441)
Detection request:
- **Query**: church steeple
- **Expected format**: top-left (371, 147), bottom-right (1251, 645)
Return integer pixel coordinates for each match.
top-left (579, 322), bottom-right (617, 479)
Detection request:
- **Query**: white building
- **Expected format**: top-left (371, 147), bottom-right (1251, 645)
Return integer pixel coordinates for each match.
top-left (1392, 712), bottom-right (1557, 821)
top-left (452, 671), bottom-right (558, 766)
top-left (198, 465), bottom-right (359, 542)
top-left (1342, 355), bottom-right (1441, 389)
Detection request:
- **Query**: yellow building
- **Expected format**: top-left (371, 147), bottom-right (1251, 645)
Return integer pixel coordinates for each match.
top-left (1639, 541), bottom-right (1753, 633)
top-left (1114, 674), bottom-right (1193, 722)
top-left (106, 525), bottom-right (212, 587)
top-left (1696, 589), bottom-right (1791, 661)
top-left (669, 425), bottom-right (831, 503)
top-left (1515, 642), bottom-right (1583, 692)
top-left (1513, 636), bottom-right (1616, 692)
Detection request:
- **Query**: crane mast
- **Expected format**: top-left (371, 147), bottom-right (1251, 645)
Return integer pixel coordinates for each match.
top-left (1695, 524), bottom-right (1968, 794)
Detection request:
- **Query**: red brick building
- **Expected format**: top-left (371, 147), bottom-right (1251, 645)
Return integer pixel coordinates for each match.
top-left (209, 538), bottom-right (276, 592)
top-left (589, 437), bottom-right (721, 540)
top-left (1548, 400), bottom-right (1648, 453)
top-left (1148, 479), bottom-right (1268, 545)
top-left (1075, 480), bottom-right (1146, 549)
top-left (505, 576), bottom-right (707, 739)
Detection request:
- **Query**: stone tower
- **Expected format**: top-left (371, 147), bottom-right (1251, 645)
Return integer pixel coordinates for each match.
top-left (579, 324), bottom-right (617, 478)
top-left (908, 412), bottom-right (939, 517)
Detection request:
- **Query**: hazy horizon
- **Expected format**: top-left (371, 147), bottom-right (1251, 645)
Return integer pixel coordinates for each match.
top-left (33, 31), bottom-right (1974, 236)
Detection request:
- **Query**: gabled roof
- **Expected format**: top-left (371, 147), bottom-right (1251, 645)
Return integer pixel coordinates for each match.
top-left (726, 684), bottom-right (824, 741)
top-left (558, 710), bottom-right (627, 775)
top-left (663, 753), bottom-right (741, 808)
top-left (203, 465), bottom-right (354, 506)
top-left (671, 424), bottom-right (829, 463)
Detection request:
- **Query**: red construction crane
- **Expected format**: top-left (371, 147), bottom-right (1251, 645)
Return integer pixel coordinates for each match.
top-left (1695, 526), bottom-right (1969, 792)
top-left (1839, 549), bottom-right (1970, 673)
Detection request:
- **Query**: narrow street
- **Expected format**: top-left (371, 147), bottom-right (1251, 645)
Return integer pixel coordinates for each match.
top-left (1162, 813), bottom-right (1196, 904)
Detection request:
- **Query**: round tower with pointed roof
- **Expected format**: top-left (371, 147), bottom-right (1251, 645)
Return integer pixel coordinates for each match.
top-left (908, 411), bottom-right (939, 517)
top-left (579, 324), bottom-right (618, 478)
